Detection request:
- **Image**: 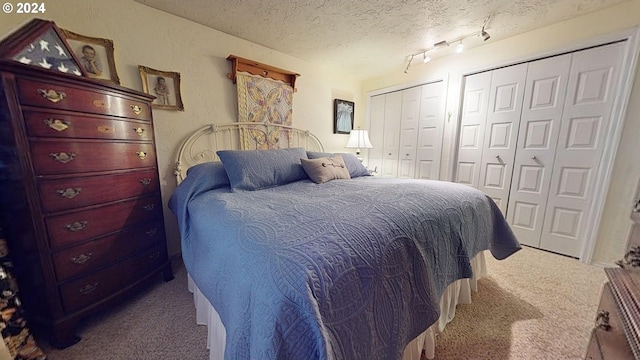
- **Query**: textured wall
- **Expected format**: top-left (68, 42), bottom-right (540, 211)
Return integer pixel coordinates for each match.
top-left (0, 0), bottom-right (363, 256)
top-left (363, 1), bottom-right (640, 265)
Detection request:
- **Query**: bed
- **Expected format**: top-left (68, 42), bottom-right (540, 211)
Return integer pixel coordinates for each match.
top-left (168, 121), bottom-right (521, 360)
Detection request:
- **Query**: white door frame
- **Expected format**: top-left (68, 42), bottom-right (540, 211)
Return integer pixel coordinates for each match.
top-left (449, 26), bottom-right (640, 263)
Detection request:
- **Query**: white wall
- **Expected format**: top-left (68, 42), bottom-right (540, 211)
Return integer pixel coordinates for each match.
top-left (0, 0), bottom-right (363, 256)
top-left (362, 1), bottom-right (640, 265)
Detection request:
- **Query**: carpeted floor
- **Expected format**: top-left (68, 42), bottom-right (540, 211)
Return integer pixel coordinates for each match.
top-left (38, 246), bottom-right (607, 360)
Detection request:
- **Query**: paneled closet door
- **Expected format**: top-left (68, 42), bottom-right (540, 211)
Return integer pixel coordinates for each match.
top-left (455, 71), bottom-right (492, 188)
top-left (478, 63), bottom-right (528, 214)
top-left (506, 54), bottom-right (572, 248)
top-left (398, 86), bottom-right (422, 178)
top-left (381, 91), bottom-right (403, 177)
top-left (416, 81), bottom-right (445, 180)
top-left (540, 41), bottom-right (626, 257)
top-left (368, 94), bottom-right (386, 174)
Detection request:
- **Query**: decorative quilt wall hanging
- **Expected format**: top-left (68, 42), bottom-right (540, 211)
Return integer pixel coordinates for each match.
top-left (236, 71), bottom-right (294, 149)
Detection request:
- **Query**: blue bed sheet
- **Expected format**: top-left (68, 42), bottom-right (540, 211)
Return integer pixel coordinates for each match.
top-left (169, 174), bottom-right (520, 360)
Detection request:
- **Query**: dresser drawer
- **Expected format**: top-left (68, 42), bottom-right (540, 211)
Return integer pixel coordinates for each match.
top-left (38, 169), bottom-right (160, 212)
top-left (45, 195), bottom-right (162, 248)
top-left (16, 78), bottom-right (151, 121)
top-left (53, 221), bottom-right (164, 282)
top-left (585, 283), bottom-right (634, 359)
top-left (59, 244), bottom-right (166, 313)
top-left (24, 110), bottom-right (153, 141)
top-left (30, 140), bottom-right (156, 175)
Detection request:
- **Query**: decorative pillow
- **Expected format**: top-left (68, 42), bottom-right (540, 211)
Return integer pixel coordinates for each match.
top-left (306, 151), bottom-right (370, 178)
top-left (186, 161), bottom-right (230, 189)
top-left (300, 155), bottom-right (351, 184)
top-left (217, 147), bottom-right (308, 191)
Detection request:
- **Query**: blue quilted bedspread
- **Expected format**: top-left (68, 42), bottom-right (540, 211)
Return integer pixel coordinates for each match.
top-left (169, 174), bottom-right (520, 360)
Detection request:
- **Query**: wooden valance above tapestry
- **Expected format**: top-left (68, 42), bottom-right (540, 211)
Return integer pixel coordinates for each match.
top-left (226, 55), bottom-right (300, 91)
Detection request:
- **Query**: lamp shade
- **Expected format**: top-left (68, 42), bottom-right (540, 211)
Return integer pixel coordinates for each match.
top-left (345, 129), bottom-right (373, 149)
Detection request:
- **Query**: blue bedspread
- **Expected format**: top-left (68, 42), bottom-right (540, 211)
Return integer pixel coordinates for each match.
top-left (169, 173), bottom-right (520, 360)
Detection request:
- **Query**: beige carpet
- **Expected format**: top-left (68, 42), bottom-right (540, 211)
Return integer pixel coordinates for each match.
top-left (39, 246), bottom-right (607, 360)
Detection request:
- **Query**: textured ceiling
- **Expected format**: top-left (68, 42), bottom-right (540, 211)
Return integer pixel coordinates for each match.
top-left (135, 0), bottom-right (630, 80)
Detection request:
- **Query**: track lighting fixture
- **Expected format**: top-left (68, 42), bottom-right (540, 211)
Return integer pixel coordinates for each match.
top-left (403, 14), bottom-right (493, 74)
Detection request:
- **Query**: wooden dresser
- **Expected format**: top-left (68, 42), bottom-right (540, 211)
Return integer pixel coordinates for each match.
top-left (0, 58), bottom-right (173, 346)
top-left (585, 188), bottom-right (640, 359)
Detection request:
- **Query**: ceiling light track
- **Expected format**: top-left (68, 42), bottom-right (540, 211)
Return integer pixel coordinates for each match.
top-left (404, 15), bottom-right (492, 73)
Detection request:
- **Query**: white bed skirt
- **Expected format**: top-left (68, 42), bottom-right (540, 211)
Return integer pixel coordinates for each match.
top-left (188, 251), bottom-right (487, 360)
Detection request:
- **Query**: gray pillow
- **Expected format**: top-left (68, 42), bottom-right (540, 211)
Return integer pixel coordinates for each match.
top-left (300, 155), bottom-right (351, 184)
top-left (217, 147), bottom-right (308, 191)
top-left (307, 151), bottom-right (370, 178)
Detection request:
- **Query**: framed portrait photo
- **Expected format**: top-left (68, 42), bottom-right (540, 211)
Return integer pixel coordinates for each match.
top-left (61, 29), bottom-right (120, 85)
top-left (334, 99), bottom-right (354, 134)
top-left (138, 65), bottom-right (184, 111)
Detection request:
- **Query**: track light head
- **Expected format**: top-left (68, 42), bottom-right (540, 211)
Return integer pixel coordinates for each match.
top-left (481, 30), bottom-right (490, 41)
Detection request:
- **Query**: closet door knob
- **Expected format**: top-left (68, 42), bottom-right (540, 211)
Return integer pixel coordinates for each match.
top-left (495, 155), bottom-right (501, 160)
top-left (532, 155), bottom-right (537, 160)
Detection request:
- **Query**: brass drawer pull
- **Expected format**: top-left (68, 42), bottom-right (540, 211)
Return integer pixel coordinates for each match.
top-left (136, 151), bottom-right (147, 160)
top-left (595, 310), bottom-right (611, 331)
top-left (57, 188), bottom-right (82, 199)
top-left (133, 127), bottom-right (145, 136)
top-left (71, 252), bottom-right (93, 264)
top-left (146, 228), bottom-right (158, 237)
top-left (92, 99), bottom-right (110, 109)
top-left (143, 204), bottom-right (155, 211)
top-left (139, 178), bottom-right (151, 186)
top-left (97, 125), bottom-right (115, 134)
top-left (79, 282), bottom-right (98, 295)
top-left (43, 118), bottom-right (70, 132)
top-left (131, 105), bottom-right (143, 115)
top-left (65, 221), bottom-right (88, 232)
top-left (37, 89), bottom-right (66, 103)
top-left (49, 152), bottom-right (76, 164)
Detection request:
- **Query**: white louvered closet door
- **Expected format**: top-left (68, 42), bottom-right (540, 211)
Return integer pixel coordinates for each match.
top-left (540, 41), bottom-right (626, 257)
top-left (455, 71), bottom-right (492, 188)
top-left (478, 63), bottom-right (528, 214)
top-left (416, 81), bottom-right (445, 180)
top-left (398, 86), bottom-right (422, 178)
top-left (381, 91), bottom-right (403, 178)
top-left (507, 54), bottom-right (572, 248)
top-left (367, 94), bottom-right (386, 175)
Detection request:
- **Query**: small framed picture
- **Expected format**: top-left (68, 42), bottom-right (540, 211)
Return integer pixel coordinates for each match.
top-left (61, 29), bottom-right (120, 85)
top-left (138, 65), bottom-right (184, 111)
top-left (334, 99), bottom-right (354, 134)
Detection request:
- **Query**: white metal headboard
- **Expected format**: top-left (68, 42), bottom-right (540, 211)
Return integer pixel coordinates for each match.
top-left (173, 121), bottom-right (324, 184)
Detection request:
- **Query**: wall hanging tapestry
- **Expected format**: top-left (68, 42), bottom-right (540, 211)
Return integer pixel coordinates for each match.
top-left (236, 71), bottom-right (294, 149)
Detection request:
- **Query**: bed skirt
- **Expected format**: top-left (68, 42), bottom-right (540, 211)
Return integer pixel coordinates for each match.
top-left (187, 251), bottom-right (487, 360)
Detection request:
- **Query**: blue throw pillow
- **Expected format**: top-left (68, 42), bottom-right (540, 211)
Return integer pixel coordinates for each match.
top-left (307, 151), bottom-right (370, 178)
top-left (218, 147), bottom-right (309, 191)
top-left (185, 161), bottom-right (230, 189)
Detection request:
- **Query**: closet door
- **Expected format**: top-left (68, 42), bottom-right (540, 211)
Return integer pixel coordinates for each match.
top-left (368, 94), bottom-right (386, 174)
top-left (507, 54), bottom-right (572, 248)
top-left (398, 86), bottom-right (422, 178)
top-left (455, 71), bottom-right (492, 187)
top-left (540, 41), bottom-right (626, 257)
top-left (381, 91), bottom-right (402, 177)
top-left (478, 63), bottom-right (528, 214)
top-left (416, 81), bottom-right (445, 180)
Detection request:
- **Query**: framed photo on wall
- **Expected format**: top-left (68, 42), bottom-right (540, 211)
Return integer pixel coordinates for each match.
top-left (138, 65), bottom-right (184, 111)
top-left (334, 99), bottom-right (354, 134)
top-left (62, 29), bottom-right (120, 85)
